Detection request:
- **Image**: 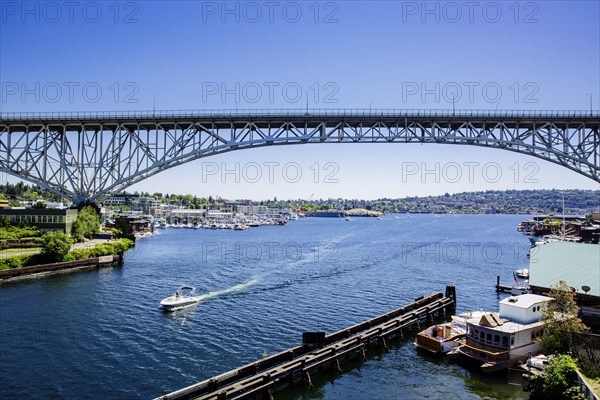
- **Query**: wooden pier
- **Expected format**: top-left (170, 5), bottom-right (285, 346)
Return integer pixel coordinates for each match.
top-left (156, 286), bottom-right (456, 400)
top-left (495, 276), bottom-right (514, 293)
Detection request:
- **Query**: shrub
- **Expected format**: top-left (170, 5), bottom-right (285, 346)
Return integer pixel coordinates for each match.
top-left (39, 231), bottom-right (73, 262)
top-left (0, 255), bottom-right (32, 270)
top-left (529, 355), bottom-right (585, 400)
top-left (63, 239), bottom-right (133, 262)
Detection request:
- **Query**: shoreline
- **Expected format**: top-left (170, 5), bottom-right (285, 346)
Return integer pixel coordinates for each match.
top-left (0, 255), bottom-right (122, 285)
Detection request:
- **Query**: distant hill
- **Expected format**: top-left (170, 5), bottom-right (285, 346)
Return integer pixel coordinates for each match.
top-left (267, 189), bottom-right (600, 215)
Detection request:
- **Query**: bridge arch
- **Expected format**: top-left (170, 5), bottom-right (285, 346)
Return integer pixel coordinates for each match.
top-left (1, 109), bottom-right (599, 203)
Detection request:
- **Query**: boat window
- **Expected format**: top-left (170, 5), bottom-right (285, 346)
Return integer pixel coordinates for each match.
top-left (494, 335), bottom-right (500, 345)
top-left (510, 335), bottom-right (515, 345)
top-left (502, 336), bottom-right (508, 347)
top-left (486, 333), bottom-right (492, 344)
top-left (479, 331), bottom-right (485, 341)
top-left (474, 329), bottom-right (479, 338)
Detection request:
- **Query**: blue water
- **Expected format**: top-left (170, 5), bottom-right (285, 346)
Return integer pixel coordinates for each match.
top-left (0, 215), bottom-right (531, 399)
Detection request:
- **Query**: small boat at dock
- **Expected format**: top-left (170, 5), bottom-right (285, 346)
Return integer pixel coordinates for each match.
top-left (160, 286), bottom-right (202, 311)
top-left (515, 268), bottom-right (529, 279)
top-left (416, 310), bottom-right (486, 354)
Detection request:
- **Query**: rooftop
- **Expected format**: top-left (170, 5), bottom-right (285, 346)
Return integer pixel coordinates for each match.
top-left (466, 313), bottom-right (545, 333)
top-left (530, 242), bottom-right (600, 297)
top-left (499, 294), bottom-right (554, 309)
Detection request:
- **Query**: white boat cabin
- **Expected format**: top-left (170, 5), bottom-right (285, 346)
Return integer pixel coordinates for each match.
top-left (461, 294), bottom-right (554, 369)
top-left (499, 294), bottom-right (553, 325)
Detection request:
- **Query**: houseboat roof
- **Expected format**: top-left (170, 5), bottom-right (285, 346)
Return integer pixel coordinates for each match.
top-left (467, 314), bottom-right (545, 333)
top-left (499, 294), bottom-right (553, 309)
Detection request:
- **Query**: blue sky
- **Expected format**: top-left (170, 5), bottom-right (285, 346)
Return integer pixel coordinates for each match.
top-left (1, 1), bottom-right (599, 200)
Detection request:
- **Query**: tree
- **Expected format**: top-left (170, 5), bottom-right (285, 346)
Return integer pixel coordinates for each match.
top-left (71, 206), bottom-right (101, 241)
top-left (539, 280), bottom-right (588, 355)
top-left (529, 354), bottom-right (585, 400)
top-left (40, 231), bottom-right (72, 262)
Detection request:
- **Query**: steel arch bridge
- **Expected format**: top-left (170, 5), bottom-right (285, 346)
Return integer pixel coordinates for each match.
top-left (1, 109), bottom-right (599, 204)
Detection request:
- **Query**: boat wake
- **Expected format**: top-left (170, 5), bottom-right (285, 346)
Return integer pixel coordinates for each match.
top-left (197, 277), bottom-right (259, 303)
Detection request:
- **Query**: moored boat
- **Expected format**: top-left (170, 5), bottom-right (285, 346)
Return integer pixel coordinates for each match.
top-left (448, 293), bottom-right (553, 372)
top-left (515, 268), bottom-right (529, 279)
top-left (416, 310), bottom-right (485, 354)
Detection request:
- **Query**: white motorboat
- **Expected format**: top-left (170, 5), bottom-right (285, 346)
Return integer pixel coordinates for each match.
top-left (160, 286), bottom-right (202, 311)
top-left (516, 268), bottom-right (529, 279)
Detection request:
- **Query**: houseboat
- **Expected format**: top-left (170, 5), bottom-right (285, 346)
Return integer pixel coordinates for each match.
top-left (448, 293), bottom-right (553, 372)
top-left (416, 310), bottom-right (486, 354)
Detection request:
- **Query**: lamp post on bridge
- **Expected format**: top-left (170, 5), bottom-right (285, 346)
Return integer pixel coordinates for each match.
top-left (153, 93), bottom-right (159, 115)
top-left (586, 93), bottom-right (592, 114)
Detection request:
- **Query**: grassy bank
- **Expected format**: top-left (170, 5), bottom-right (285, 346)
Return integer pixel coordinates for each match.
top-left (0, 238), bottom-right (134, 270)
top-left (63, 239), bottom-right (134, 261)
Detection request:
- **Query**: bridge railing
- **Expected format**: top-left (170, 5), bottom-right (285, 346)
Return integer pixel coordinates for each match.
top-left (1, 109), bottom-right (599, 121)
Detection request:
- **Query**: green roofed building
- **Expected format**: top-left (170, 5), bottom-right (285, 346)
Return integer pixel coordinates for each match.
top-left (529, 241), bottom-right (600, 297)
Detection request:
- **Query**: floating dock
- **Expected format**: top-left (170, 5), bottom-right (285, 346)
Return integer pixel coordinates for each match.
top-left (156, 286), bottom-right (456, 400)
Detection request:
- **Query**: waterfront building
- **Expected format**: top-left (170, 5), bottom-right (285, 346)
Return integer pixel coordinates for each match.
top-left (168, 209), bottom-right (207, 224)
top-left (206, 210), bottom-right (235, 222)
top-left (104, 196), bottom-right (127, 207)
top-left (131, 197), bottom-right (162, 215)
top-left (0, 207), bottom-right (78, 234)
top-left (529, 241), bottom-right (600, 328)
top-left (529, 242), bottom-right (599, 297)
top-left (113, 213), bottom-right (152, 236)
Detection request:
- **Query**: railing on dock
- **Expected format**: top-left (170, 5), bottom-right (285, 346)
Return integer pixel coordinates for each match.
top-left (156, 287), bottom-right (456, 400)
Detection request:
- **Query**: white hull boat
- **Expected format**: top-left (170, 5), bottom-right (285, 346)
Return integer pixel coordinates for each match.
top-left (160, 286), bottom-right (202, 311)
top-left (515, 268), bottom-right (529, 279)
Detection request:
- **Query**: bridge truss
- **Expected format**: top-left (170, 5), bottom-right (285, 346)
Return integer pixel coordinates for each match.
top-left (1, 109), bottom-right (599, 203)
